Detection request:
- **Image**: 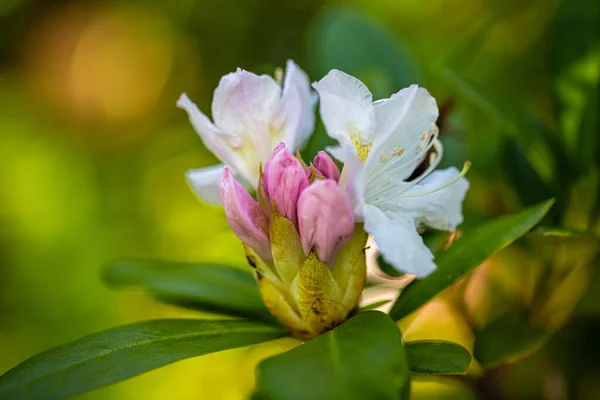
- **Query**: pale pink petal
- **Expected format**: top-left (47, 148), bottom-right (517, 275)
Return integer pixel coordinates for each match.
top-left (280, 60), bottom-right (316, 150)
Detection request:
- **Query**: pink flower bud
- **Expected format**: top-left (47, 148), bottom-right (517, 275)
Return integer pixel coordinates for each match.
top-left (297, 179), bottom-right (355, 263)
top-left (263, 142), bottom-right (309, 226)
top-left (220, 167), bottom-right (272, 260)
top-left (312, 151), bottom-right (340, 182)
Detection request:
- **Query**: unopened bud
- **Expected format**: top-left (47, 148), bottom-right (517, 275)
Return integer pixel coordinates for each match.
top-left (263, 142), bottom-right (309, 226)
top-left (312, 151), bottom-right (341, 182)
top-left (297, 179), bottom-right (355, 263)
top-left (220, 167), bottom-right (272, 260)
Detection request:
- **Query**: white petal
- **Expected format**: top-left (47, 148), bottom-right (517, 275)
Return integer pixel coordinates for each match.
top-left (326, 144), bottom-right (366, 218)
top-left (177, 93), bottom-right (243, 168)
top-left (396, 167), bottom-right (470, 231)
top-left (211, 69), bottom-right (282, 163)
top-left (279, 60), bottom-right (316, 150)
top-left (324, 145), bottom-right (351, 163)
top-left (186, 165), bottom-right (227, 205)
top-left (364, 204), bottom-right (436, 278)
top-left (364, 85), bottom-right (439, 191)
top-left (312, 70), bottom-right (376, 145)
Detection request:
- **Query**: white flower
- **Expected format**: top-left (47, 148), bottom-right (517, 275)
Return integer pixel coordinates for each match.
top-left (313, 70), bottom-right (469, 278)
top-left (177, 60), bottom-right (315, 204)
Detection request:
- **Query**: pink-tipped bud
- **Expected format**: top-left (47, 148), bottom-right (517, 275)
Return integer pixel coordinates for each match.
top-left (312, 151), bottom-right (340, 182)
top-left (220, 167), bottom-right (272, 260)
top-left (263, 142), bottom-right (309, 226)
top-left (297, 179), bottom-right (355, 263)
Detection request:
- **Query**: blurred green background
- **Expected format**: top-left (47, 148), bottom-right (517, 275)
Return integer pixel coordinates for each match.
top-left (0, 0), bottom-right (598, 399)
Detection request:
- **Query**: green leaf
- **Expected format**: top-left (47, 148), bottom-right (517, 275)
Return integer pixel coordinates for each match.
top-left (358, 299), bottom-right (391, 312)
top-left (0, 319), bottom-right (287, 400)
top-left (411, 376), bottom-right (477, 400)
top-left (389, 199), bottom-right (554, 321)
top-left (532, 227), bottom-right (599, 237)
top-left (255, 311), bottom-right (410, 400)
top-left (405, 341), bottom-right (471, 375)
top-left (423, 231), bottom-right (452, 256)
top-left (377, 255), bottom-right (405, 278)
top-left (473, 313), bottom-right (549, 368)
top-left (103, 260), bottom-right (276, 323)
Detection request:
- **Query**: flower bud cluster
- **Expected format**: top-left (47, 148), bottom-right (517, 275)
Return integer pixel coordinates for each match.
top-left (220, 143), bottom-right (367, 338)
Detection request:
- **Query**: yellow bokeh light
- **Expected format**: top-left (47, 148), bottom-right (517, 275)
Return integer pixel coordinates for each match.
top-left (22, 3), bottom-right (175, 137)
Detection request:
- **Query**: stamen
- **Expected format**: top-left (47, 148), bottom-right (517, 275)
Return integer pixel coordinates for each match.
top-left (367, 140), bottom-right (443, 202)
top-left (400, 160), bottom-right (471, 198)
top-left (380, 154), bottom-right (389, 163)
top-left (407, 139), bottom-right (445, 186)
top-left (420, 131), bottom-right (429, 140)
top-left (392, 147), bottom-right (404, 157)
top-left (430, 123), bottom-right (439, 135)
top-left (369, 127), bottom-right (440, 180)
top-left (274, 67), bottom-right (284, 85)
top-left (351, 130), bottom-right (372, 164)
top-left (227, 136), bottom-right (244, 149)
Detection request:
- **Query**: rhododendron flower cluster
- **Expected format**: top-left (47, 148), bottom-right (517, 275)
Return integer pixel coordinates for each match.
top-left (178, 60), bottom-right (469, 337)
